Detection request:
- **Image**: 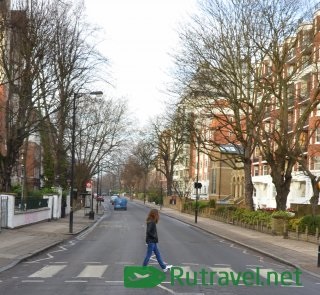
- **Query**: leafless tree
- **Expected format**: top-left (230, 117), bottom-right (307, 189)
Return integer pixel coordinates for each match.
top-left (40, 0), bottom-right (108, 188)
top-left (72, 95), bottom-right (130, 194)
top-left (174, 0), bottom-right (320, 210)
top-left (0, 0), bottom-right (58, 191)
top-left (131, 135), bottom-right (157, 203)
top-left (0, 0), bottom-right (109, 191)
top-left (151, 110), bottom-right (188, 196)
top-left (120, 156), bottom-right (144, 196)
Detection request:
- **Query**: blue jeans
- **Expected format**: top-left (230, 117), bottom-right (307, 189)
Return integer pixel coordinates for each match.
top-left (142, 243), bottom-right (166, 269)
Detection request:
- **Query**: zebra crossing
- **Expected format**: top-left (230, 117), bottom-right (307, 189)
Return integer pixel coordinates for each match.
top-left (14, 263), bottom-right (303, 287)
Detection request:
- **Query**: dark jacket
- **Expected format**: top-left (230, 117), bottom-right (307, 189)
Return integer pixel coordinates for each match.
top-left (146, 221), bottom-right (158, 243)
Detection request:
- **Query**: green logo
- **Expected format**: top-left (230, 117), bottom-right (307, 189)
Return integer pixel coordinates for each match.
top-left (124, 266), bottom-right (166, 288)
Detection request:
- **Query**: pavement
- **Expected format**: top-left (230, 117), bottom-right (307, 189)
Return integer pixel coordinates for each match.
top-left (0, 199), bottom-right (319, 280)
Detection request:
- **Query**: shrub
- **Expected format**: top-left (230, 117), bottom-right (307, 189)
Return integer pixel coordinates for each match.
top-left (271, 210), bottom-right (292, 219)
top-left (148, 195), bottom-right (161, 205)
top-left (208, 199), bottom-right (216, 208)
top-left (198, 201), bottom-right (208, 210)
top-left (215, 206), bottom-right (228, 216)
top-left (299, 215), bottom-right (320, 234)
top-left (288, 218), bottom-right (302, 231)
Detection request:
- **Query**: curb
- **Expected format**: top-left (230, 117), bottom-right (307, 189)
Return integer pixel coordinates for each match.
top-left (0, 221), bottom-right (95, 274)
top-left (136, 200), bottom-right (320, 279)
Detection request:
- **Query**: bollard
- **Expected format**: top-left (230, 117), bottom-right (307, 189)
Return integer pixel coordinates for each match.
top-left (318, 245), bottom-right (320, 267)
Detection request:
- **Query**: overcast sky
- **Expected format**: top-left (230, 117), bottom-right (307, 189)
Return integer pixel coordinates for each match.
top-left (84, 0), bottom-right (198, 126)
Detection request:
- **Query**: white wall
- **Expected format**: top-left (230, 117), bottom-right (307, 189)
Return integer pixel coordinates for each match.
top-left (0, 194), bottom-right (62, 229)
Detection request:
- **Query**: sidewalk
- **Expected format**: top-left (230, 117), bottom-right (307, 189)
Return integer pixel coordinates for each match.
top-left (0, 205), bottom-right (104, 273)
top-left (138, 200), bottom-right (320, 278)
top-left (1, 200), bottom-right (320, 280)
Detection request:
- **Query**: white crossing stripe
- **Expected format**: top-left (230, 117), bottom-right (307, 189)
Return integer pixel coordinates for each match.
top-left (29, 265), bottom-right (67, 278)
top-left (77, 265), bottom-right (108, 278)
top-left (249, 268), bottom-right (295, 284)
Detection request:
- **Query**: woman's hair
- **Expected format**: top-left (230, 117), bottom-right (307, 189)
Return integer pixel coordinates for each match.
top-left (146, 209), bottom-right (159, 223)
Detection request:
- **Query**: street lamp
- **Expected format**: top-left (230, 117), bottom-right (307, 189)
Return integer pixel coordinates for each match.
top-left (69, 90), bottom-right (103, 233)
top-left (194, 135), bottom-right (202, 224)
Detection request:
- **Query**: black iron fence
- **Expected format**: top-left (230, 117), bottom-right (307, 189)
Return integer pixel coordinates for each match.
top-left (15, 197), bottom-right (48, 210)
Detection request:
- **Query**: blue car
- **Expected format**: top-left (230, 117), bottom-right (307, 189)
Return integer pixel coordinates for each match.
top-left (113, 197), bottom-right (128, 210)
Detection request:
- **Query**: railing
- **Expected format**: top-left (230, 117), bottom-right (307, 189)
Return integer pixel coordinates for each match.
top-left (181, 208), bottom-right (320, 244)
top-left (15, 197), bottom-right (48, 211)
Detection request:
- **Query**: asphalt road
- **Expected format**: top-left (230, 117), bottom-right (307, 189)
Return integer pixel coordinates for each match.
top-left (0, 198), bottom-right (319, 295)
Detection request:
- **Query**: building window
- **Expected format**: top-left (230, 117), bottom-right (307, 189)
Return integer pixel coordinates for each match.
top-left (313, 156), bottom-right (320, 170)
top-left (211, 169), bottom-right (216, 194)
top-left (262, 165), bottom-right (269, 175)
top-left (254, 166), bottom-right (259, 176)
top-left (316, 104), bottom-right (320, 116)
top-left (316, 127), bottom-right (320, 143)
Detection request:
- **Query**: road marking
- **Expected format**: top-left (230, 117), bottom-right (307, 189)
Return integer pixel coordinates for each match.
top-left (115, 261), bottom-right (135, 265)
top-left (22, 280), bottom-right (44, 283)
top-left (26, 246), bottom-right (67, 264)
top-left (84, 262), bottom-right (101, 264)
top-left (77, 265), bottom-right (108, 278)
top-left (65, 280), bottom-right (87, 283)
top-left (181, 263), bottom-right (199, 266)
top-left (29, 265), bottom-right (67, 278)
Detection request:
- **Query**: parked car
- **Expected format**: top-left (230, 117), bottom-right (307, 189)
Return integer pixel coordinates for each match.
top-left (113, 197), bottom-right (127, 210)
top-left (110, 195), bottom-right (119, 205)
top-left (97, 195), bottom-right (104, 202)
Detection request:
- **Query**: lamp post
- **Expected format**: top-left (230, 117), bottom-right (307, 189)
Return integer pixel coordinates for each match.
top-left (96, 163), bottom-right (100, 214)
top-left (21, 153), bottom-right (25, 211)
top-left (195, 136), bottom-right (200, 223)
top-left (69, 91), bottom-right (103, 233)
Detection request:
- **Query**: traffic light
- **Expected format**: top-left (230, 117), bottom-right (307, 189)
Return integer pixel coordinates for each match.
top-left (194, 182), bottom-right (202, 189)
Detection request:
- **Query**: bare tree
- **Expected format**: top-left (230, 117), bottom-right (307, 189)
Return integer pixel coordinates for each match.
top-left (174, 0), bottom-right (320, 210)
top-left (120, 156), bottom-right (144, 196)
top-left (131, 136), bottom-right (157, 203)
top-left (40, 0), bottom-right (108, 188)
top-left (0, 0), bottom-right (58, 191)
top-left (151, 110), bottom-right (188, 196)
top-left (72, 95), bottom-right (130, 194)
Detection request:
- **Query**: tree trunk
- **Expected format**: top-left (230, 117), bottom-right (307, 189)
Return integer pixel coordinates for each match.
top-left (167, 176), bottom-right (173, 196)
top-left (273, 177), bottom-right (291, 211)
top-left (0, 158), bottom-right (13, 192)
top-left (310, 176), bottom-right (320, 216)
top-left (243, 158), bottom-right (254, 210)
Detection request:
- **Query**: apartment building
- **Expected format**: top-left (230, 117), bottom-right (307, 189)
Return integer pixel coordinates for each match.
top-left (172, 100), bottom-right (244, 203)
top-left (252, 9), bottom-right (320, 209)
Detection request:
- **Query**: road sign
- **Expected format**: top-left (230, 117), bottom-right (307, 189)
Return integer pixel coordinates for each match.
top-left (86, 180), bottom-right (92, 192)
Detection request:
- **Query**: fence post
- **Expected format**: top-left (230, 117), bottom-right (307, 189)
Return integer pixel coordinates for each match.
top-left (283, 222), bottom-right (288, 239)
top-left (318, 245), bottom-right (320, 267)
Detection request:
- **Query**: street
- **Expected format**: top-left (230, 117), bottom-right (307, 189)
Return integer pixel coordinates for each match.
top-left (0, 198), bottom-right (319, 295)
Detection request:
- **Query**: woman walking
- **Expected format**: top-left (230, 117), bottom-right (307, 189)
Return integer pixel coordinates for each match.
top-left (142, 208), bottom-right (172, 272)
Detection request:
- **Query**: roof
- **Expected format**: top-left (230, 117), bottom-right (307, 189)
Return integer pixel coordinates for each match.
top-left (219, 144), bottom-right (243, 155)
